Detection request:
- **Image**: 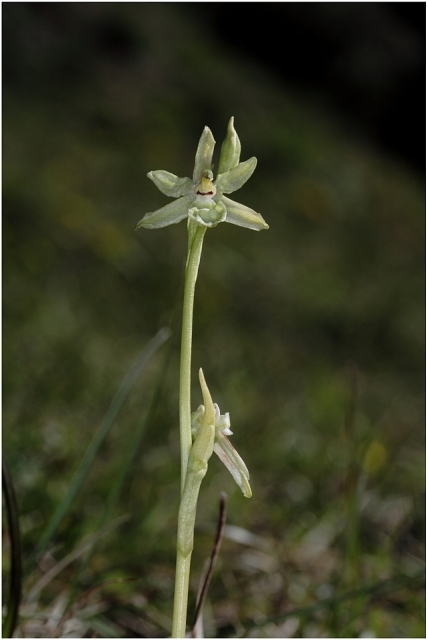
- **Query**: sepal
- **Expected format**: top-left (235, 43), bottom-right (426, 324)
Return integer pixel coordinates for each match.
top-left (223, 196), bottom-right (269, 231)
top-left (216, 157), bottom-right (257, 195)
top-left (217, 116), bottom-right (241, 175)
top-left (214, 436), bottom-right (252, 498)
top-left (147, 171), bottom-right (193, 198)
top-left (136, 194), bottom-right (194, 229)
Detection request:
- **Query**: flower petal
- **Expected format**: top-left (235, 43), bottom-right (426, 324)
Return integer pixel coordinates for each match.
top-left (147, 170), bottom-right (193, 198)
top-left (214, 434), bottom-right (252, 498)
top-left (216, 157), bottom-right (257, 195)
top-left (193, 126), bottom-right (216, 183)
top-left (214, 404), bottom-right (232, 435)
top-left (136, 194), bottom-right (194, 229)
top-left (222, 196), bottom-right (269, 231)
top-left (217, 116), bottom-right (241, 174)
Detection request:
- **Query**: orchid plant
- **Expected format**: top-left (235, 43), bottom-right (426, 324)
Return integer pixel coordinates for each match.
top-left (136, 118), bottom-right (268, 637)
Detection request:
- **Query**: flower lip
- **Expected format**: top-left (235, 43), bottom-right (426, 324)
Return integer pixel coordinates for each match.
top-left (189, 202), bottom-right (226, 228)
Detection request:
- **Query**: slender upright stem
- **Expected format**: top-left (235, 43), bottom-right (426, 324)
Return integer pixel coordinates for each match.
top-left (172, 553), bottom-right (192, 638)
top-left (173, 223), bottom-right (207, 638)
top-left (178, 224), bottom-right (207, 491)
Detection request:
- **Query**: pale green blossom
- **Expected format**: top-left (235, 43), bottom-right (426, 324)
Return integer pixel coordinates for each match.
top-left (191, 402), bottom-right (252, 499)
top-left (136, 117), bottom-right (268, 232)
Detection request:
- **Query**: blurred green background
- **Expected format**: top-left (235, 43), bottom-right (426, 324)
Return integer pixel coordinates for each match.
top-left (3, 4), bottom-right (425, 638)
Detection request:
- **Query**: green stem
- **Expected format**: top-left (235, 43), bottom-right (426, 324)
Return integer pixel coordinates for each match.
top-left (172, 552), bottom-right (192, 637)
top-left (173, 223), bottom-right (206, 638)
top-left (178, 224), bottom-right (207, 491)
top-left (173, 467), bottom-right (205, 639)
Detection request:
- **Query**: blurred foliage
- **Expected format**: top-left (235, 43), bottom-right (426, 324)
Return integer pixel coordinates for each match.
top-left (3, 4), bottom-right (424, 638)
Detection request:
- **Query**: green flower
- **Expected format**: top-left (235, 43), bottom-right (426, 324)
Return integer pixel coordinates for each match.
top-left (191, 402), bottom-right (252, 498)
top-left (136, 117), bottom-right (268, 232)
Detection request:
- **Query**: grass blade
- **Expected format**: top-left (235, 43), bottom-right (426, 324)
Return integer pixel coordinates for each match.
top-left (28, 327), bottom-right (171, 569)
top-left (2, 458), bottom-right (23, 638)
top-left (243, 571), bottom-right (426, 634)
top-left (68, 322), bottom-right (175, 596)
top-left (102, 322), bottom-right (175, 526)
top-left (26, 514), bottom-right (130, 604)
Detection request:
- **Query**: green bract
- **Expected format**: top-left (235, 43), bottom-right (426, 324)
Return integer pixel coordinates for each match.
top-left (136, 117), bottom-right (269, 232)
